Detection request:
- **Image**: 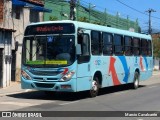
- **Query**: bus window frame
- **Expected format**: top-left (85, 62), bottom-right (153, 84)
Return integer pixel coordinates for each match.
top-left (113, 34), bottom-right (124, 56)
top-left (141, 39), bottom-right (148, 56)
top-left (148, 40), bottom-right (152, 56)
top-left (102, 32), bottom-right (113, 56)
top-left (77, 33), bottom-right (91, 64)
top-left (133, 37), bottom-right (140, 56)
top-left (124, 36), bottom-right (133, 56)
top-left (91, 30), bottom-right (102, 56)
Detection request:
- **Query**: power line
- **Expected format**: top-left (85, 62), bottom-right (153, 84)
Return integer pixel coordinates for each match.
top-left (116, 0), bottom-right (147, 15)
top-left (46, 0), bottom-right (140, 31)
top-left (81, 0), bottom-right (135, 20)
top-left (116, 0), bottom-right (160, 20)
top-left (81, 0), bottom-right (149, 25)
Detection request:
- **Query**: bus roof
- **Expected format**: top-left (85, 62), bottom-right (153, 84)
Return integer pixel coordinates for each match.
top-left (28, 20), bottom-right (151, 40)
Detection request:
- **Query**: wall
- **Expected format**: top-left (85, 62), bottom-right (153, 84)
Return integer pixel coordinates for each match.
top-left (3, 31), bottom-right (12, 87)
top-left (0, 1), bottom-right (12, 87)
top-left (153, 58), bottom-right (160, 70)
top-left (0, 0), bottom-right (44, 87)
top-left (0, 0), bottom-right (3, 23)
top-left (152, 33), bottom-right (160, 71)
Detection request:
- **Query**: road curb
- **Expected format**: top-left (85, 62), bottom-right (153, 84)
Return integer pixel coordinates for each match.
top-left (0, 89), bottom-right (34, 97)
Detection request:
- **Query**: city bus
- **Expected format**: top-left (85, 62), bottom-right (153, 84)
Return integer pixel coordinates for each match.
top-left (21, 20), bottom-right (153, 97)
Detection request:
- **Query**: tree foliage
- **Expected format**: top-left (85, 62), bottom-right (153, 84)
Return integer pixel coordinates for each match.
top-left (153, 38), bottom-right (160, 58)
top-left (49, 16), bottom-right (58, 21)
top-left (78, 17), bottom-right (89, 23)
top-left (78, 17), bottom-right (106, 26)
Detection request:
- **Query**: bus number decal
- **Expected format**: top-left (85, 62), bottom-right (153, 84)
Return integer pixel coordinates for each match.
top-left (94, 60), bottom-right (101, 65)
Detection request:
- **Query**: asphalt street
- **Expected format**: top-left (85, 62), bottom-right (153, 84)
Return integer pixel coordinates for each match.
top-left (0, 71), bottom-right (160, 120)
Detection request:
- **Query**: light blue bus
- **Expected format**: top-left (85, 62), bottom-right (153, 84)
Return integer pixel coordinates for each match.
top-left (21, 20), bottom-right (153, 97)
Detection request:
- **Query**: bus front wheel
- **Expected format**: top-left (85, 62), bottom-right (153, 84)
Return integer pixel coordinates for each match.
top-left (131, 72), bottom-right (139, 89)
top-left (89, 76), bottom-right (100, 97)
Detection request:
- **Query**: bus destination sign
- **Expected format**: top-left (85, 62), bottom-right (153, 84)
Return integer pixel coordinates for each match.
top-left (24, 23), bottom-right (75, 35)
top-left (36, 26), bottom-right (64, 32)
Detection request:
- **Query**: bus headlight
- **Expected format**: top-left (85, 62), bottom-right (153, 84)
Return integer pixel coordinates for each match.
top-left (60, 71), bottom-right (75, 81)
top-left (21, 70), bottom-right (32, 80)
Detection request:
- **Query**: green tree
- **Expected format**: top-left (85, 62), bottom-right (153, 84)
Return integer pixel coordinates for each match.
top-left (153, 38), bottom-right (160, 58)
top-left (92, 21), bottom-right (103, 25)
top-left (49, 16), bottom-right (58, 21)
top-left (78, 17), bottom-right (89, 23)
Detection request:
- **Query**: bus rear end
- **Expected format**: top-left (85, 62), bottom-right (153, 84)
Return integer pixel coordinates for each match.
top-left (21, 21), bottom-right (78, 92)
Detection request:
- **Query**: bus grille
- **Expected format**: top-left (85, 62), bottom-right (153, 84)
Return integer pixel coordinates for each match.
top-left (30, 71), bottom-right (62, 76)
top-left (33, 77), bottom-right (58, 81)
top-left (35, 83), bottom-right (55, 88)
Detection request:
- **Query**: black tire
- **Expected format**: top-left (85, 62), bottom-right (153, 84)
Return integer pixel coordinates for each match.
top-left (131, 71), bottom-right (139, 89)
top-left (89, 76), bottom-right (100, 97)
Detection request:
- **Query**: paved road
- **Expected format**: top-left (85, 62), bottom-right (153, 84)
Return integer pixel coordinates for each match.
top-left (0, 72), bottom-right (160, 120)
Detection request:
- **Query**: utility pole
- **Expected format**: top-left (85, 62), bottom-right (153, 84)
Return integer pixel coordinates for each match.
top-left (70, 0), bottom-right (76, 20)
top-left (146, 9), bottom-right (156, 34)
top-left (89, 3), bottom-right (91, 22)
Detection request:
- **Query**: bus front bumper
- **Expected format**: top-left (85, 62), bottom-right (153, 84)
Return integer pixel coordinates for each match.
top-left (21, 77), bottom-right (76, 92)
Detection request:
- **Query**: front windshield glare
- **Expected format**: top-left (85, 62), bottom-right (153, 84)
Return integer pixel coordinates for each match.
top-left (22, 35), bottom-right (75, 67)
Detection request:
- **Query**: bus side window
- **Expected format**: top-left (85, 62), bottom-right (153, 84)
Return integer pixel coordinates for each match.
top-left (124, 36), bottom-right (132, 56)
top-left (91, 31), bottom-right (101, 55)
top-left (82, 34), bottom-right (90, 55)
top-left (102, 32), bottom-right (113, 55)
top-left (141, 39), bottom-right (148, 56)
top-left (133, 38), bottom-right (140, 56)
top-left (113, 34), bottom-right (123, 55)
top-left (77, 34), bottom-right (90, 64)
top-left (78, 34), bottom-right (90, 56)
top-left (148, 40), bottom-right (152, 56)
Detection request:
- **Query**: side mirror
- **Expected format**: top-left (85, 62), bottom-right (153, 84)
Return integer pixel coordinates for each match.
top-left (76, 44), bottom-right (82, 55)
top-left (15, 41), bottom-right (19, 51)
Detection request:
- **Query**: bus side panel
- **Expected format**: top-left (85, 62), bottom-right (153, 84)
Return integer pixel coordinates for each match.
top-left (126, 56), bottom-right (136, 84)
top-left (89, 56), bottom-right (136, 88)
top-left (139, 56), bottom-right (153, 81)
top-left (118, 56), bottom-right (135, 84)
top-left (104, 56), bottom-right (134, 87)
top-left (76, 62), bottom-right (92, 92)
top-left (76, 77), bottom-right (91, 91)
top-left (90, 56), bottom-right (110, 87)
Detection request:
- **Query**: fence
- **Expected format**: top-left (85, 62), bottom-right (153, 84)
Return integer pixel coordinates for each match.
top-left (44, 0), bottom-right (140, 32)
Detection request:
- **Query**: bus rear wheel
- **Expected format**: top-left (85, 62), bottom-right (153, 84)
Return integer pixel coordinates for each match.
top-left (131, 71), bottom-right (139, 89)
top-left (89, 76), bottom-right (100, 97)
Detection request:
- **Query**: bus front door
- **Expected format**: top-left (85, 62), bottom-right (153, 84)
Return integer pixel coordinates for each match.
top-left (76, 32), bottom-right (91, 91)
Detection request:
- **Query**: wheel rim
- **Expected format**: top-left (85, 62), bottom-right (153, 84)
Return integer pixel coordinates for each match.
top-left (92, 81), bottom-right (98, 91)
top-left (90, 80), bottom-right (99, 97)
top-left (134, 78), bottom-right (138, 87)
top-left (134, 73), bottom-right (139, 88)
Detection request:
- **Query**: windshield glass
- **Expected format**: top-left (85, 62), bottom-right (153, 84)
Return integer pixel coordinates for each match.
top-left (22, 35), bottom-right (75, 67)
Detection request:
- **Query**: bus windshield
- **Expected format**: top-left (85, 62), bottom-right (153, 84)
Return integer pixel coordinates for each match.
top-left (22, 35), bottom-right (75, 67)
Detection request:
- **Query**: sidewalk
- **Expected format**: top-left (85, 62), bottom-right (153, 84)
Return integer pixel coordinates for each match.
top-left (0, 71), bottom-right (159, 97)
top-left (0, 82), bottom-right (27, 96)
top-left (152, 70), bottom-right (160, 75)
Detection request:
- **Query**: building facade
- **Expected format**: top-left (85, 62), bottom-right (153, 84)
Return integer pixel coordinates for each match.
top-left (0, 0), bottom-right (51, 88)
top-left (152, 33), bottom-right (160, 70)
